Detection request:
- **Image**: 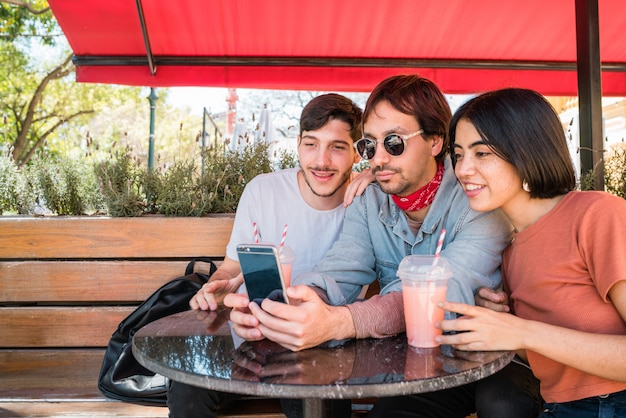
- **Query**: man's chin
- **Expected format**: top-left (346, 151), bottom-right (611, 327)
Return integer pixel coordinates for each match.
top-left (302, 170), bottom-right (350, 198)
top-left (377, 182), bottom-right (401, 196)
top-left (308, 184), bottom-right (342, 198)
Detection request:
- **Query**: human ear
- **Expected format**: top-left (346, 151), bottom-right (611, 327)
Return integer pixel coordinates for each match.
top-left (430, 135), bottom-right (444, 157)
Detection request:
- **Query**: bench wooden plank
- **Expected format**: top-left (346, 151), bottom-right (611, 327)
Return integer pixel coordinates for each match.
top-left (1, 307), bottom-right (134, 348)
top-left (0, 402), bottom-right (169, 418)
top-left (0, 401), bottom-right (289, 418)
top-left (0, 216), bottom-right (233, 259)
top-left (0, 349), bottom-right (288, 418)
top-left (0, 400), bottom-right (450, 418)
top-left (0, 349), bottom-right (108, 399)
top-left (0, 260), bottom-right (218, 303)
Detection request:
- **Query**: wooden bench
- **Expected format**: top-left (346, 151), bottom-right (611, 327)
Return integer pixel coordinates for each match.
top-left (0, 215), bottom-right (293, 417)
top-left (0, 216), bottom-right (479, 417)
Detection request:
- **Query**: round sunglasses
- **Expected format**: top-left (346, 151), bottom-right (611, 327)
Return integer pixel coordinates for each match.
top-left (353, 130), bottom-right (423, 160)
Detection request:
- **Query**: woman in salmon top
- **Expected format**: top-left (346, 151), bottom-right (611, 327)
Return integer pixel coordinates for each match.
top-left (439, 88), bottom-right (626, 417)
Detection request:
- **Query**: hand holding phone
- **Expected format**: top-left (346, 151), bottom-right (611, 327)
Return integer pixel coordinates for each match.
top-left (237, 243), bottom-right (290, 305)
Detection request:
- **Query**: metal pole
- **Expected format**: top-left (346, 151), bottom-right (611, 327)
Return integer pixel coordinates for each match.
top-left (202, 107), bottom-right (208, 175)
top-left (147, 88), bottom-right (158, 170)
top-left (201, 107), bottom-right (223, 158)
top-left (575, 0), bottom-right (604, 190)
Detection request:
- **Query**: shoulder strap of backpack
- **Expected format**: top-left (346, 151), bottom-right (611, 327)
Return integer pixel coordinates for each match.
top-left (184, 257), bottom-right (218, 281)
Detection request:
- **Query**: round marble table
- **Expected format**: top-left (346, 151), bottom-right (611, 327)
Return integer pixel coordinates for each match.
top-left (133, 309), bottom-right (513, 418)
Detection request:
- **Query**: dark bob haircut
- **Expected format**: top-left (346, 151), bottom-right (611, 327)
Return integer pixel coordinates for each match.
top-left (450, 88), bottom-right (575, 199)
top-left (363, 75), bottom-right (452, 162)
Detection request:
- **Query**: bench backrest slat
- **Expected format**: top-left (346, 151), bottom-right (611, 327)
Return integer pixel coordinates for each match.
top-left (0, 349), bottom-right (111, 398)
top-left (0, 215), bottom-right (234, 349)
top-left (1, 307), bottom-right (134, 347)
top-left (0, 260), bottom-right (216, 303)
top-left (0, 216), bottom-right (232, 259)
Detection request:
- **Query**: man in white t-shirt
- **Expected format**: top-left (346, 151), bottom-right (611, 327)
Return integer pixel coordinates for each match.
top-left (168, 93), bottom-right (363, 418)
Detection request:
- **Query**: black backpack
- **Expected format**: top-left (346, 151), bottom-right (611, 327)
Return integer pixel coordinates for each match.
top-left (98, 257), bottom-right (217, 405)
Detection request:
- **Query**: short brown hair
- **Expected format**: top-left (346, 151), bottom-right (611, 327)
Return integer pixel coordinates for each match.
top-left (300, 93), bottom-right (363, 142)
top-left (363, 75), bottom-right (452, 162)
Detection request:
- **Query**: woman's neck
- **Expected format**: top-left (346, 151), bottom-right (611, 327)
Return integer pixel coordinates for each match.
top-left (504, 194), bottom-right (566, 233)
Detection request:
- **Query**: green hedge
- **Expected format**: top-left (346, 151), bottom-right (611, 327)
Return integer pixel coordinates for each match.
top-left (0, 143), bottom-right (296, 216)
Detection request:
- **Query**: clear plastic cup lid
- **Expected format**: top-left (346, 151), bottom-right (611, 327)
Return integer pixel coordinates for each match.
top-left (279, 245), bottom-right (295, 263)
top-left (397, 255), bottom-right (453, 280)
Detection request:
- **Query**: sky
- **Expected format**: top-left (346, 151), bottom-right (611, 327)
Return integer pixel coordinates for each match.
top-left (166, 86), bottom-right (473, 117)
top-left (166, 87), bottom-right (231, 116)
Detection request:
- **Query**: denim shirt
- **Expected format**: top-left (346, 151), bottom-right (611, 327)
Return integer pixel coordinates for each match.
top-left (293, 157), bottom-right (513, 308)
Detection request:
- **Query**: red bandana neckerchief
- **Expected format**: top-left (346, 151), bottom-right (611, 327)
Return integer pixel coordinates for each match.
top-left (392, 161), bottom-right (445, 212)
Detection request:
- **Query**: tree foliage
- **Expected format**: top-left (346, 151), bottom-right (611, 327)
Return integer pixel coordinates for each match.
top-left (2, 47), bottom-right (90, 165)
top-left (605, 143), bottom-right (626, 199)
top-left (1, 1), bottom-right (154, 166)
top-left (0, 0), bottom-right (57, 45)
top-left (1, 0), bottom-right (86, 164)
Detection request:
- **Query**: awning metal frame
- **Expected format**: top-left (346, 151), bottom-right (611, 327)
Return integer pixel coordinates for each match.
top-left (135, 0), bottom-right (156, 76)
top-left (71, 56), bottom-right (626, 73)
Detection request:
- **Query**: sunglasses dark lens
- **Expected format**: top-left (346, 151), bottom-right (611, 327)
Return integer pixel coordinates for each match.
top-left (384, 134), bottom-right (405, 156)
top-left (356, 139), bottom-right (376, 160)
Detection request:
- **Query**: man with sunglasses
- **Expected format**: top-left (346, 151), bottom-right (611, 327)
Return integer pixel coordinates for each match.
top-left (226, 75), bottom-right (542, 417)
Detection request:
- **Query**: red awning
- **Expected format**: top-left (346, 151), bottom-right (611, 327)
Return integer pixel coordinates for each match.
top-left (48, 0), bottom-right (626, 95)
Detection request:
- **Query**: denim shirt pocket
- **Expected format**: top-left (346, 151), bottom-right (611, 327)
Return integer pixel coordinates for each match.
top-left (375, 257), bottom-right (401, 289)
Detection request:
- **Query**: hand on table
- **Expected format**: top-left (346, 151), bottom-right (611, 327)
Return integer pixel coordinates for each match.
top-left (474, 287), bottom-right (510, 313)
top-left (189, 273), bottom-right (244, 311)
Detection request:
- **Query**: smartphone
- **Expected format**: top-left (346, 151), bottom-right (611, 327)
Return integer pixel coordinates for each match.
top-left (236, 243), bottom-right (290, 305)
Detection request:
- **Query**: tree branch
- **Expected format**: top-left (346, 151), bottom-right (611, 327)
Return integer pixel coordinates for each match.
top-left (0, 0), bottom-right (50, 15)
top-left (13, 53), bottom-right (74, 159)
top-left (20, 109), bottom-right (94, 165)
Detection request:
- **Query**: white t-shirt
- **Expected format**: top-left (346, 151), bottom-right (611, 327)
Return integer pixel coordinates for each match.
top-left (226, 167), bottom-right (346, 278)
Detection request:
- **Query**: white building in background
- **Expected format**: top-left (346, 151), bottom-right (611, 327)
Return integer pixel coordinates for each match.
top-left (549, 96), bottom-right (626, 182)
top-left (602, 98), bottom-right (626, 147)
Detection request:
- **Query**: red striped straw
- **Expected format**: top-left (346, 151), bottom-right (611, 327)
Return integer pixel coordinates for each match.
top-left (432, 228), bottom-right (446, 266)
top-left (279, 224), bottom-right (288, 254)
top-left (253, 222), bottom-right (259, 243)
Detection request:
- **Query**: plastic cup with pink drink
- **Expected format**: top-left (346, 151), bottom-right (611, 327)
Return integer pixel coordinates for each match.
top-left (279, 246), bottom-right (295, 287)
top-left (398, 255), bottom-right (453, 348)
